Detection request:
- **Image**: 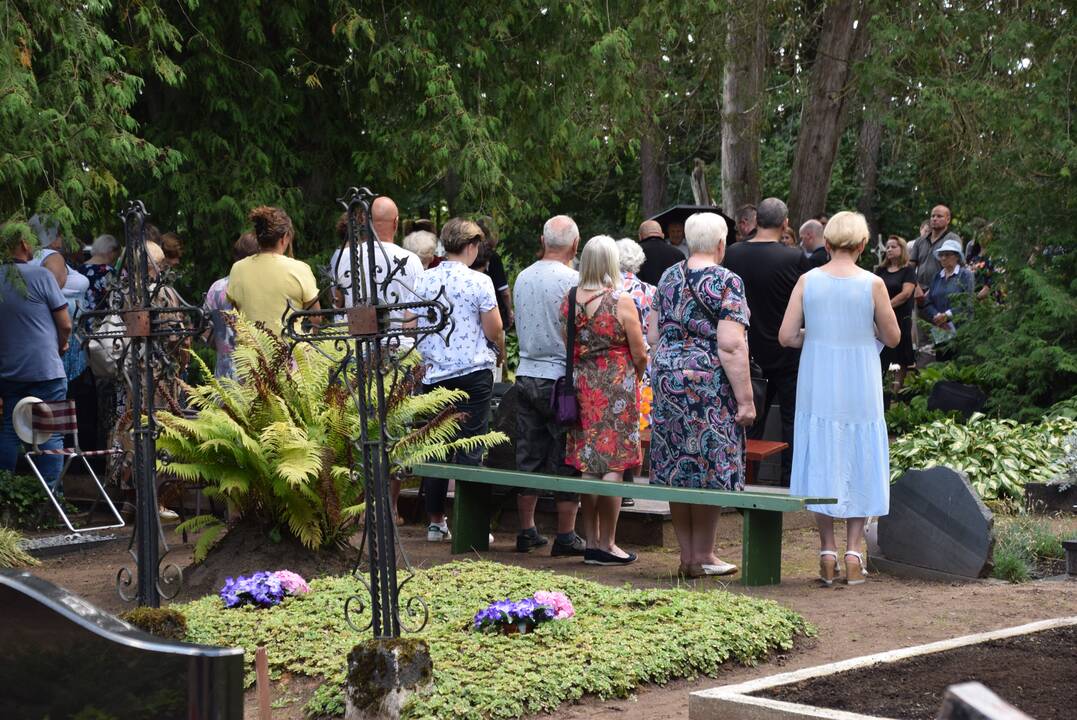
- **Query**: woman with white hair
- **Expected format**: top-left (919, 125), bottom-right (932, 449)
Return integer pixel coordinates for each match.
top-left (648, 212), bottom-right (755, 578)
top-left (78, 234), bottom-right (121, 312)
top-left (564, 235), bottom-right (648, 565)
top-left (779, 211), bottom-right (900, 586)
top-left (402, 230), bottom-right (439, 269)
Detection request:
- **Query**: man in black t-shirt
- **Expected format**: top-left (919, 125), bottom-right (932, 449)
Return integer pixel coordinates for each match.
top-left (477, 216), bottom-right (513, 329)
top-left (637, 219), bottom-right (684, 285)
top-left (723, 198), bottom-right (810, 485)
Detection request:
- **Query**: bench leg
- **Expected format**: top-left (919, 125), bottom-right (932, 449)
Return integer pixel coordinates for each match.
top-left (741, 509), bottom-right (783, 586)
top-left (451, 480), bottom-right (491, 554)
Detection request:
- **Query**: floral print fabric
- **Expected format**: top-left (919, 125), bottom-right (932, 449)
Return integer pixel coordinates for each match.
top-left (563, 289), bottom-right (641, 474)
top-left (649, 263), bottom-right (749, 490)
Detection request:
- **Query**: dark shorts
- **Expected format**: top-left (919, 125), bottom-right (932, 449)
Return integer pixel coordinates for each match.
top-left (515, 375), bottom-right (579, 501)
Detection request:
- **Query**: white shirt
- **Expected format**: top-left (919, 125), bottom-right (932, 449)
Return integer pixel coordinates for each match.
top-left (333, 241), bottom-right (424, 347)
top-left (413, 261), bottom-right (497, 383)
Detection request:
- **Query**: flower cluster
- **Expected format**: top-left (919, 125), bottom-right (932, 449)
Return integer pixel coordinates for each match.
top-left (220, 570), bottom-right (311, 609)
top-left (472, 591), bottom-right (574, 631)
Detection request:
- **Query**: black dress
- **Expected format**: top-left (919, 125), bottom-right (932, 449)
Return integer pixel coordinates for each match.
top-left (875, 265), bottom-right (916, 368)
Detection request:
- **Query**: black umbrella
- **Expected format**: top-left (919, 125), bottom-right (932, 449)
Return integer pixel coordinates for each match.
top-left (648, 205), bottom-right (735, 237)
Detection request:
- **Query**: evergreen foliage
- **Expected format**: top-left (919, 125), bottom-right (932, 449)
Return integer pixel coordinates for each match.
top-left (158, 315), bottom-right (506, 552)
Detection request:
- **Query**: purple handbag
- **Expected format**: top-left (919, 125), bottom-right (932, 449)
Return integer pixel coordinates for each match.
top-left (551, 287), bottom-right (580, 425)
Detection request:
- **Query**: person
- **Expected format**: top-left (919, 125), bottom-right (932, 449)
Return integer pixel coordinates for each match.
top-left (735, 204), bottom-right (757, 242)
top-left (778, 211), bottom-right (900, 586)
top-left (910, 205), bottom-right (961, 290)
top-left (333, 197), bottom-right (424, 347)
top-left (0, 223), bottom-right (71, 493)
top-left (723, 197), bottom-right (809, 485)
top-left (922, 238), bottom-right (975, 352)
top-left (402, 229), bottom-right (438, 269)
top-left (648, 213), bottom-right (754, 578)
top-left (511, 215), bottom-right (586, 556)
top-left (667, 222), bottom-right (689, 257)
top-left (78, 234), bottom-right (121, 312)
top-left (780, 225), bottom-right (798, 248)
top-left (476, 216), bottom-right (514, 330)
top-left (160, 232), bottom-right (183, 270)
top-left (964, 221), bottom-right (1000, 301)
top-left (410, 218), bottom-right (503, 542)
top-left (875, 236), bottom-right (917, 390)
top-left (799, 219), bottom-right (828, 268)
top-left (636, 219), bottom-right (683, 285)
top-left (29, 216), bottom-right (90, 385)
top-left (227, 206), bottom-right (320, 335)
top-left (203, 232), bottom-right (259, 379)
top-left (563, 236), bottom-right (647, 565)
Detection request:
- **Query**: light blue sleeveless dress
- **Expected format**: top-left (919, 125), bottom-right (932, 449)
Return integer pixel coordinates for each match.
top-left (790, 269), bottom-right (889, 518)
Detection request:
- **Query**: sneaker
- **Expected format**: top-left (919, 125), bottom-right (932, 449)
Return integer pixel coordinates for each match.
top-left (426, 523), bottom-right (452, 542)
top-left (621, 497), bottom-right (635, 507)
top-left (158, 506), bottom-right (179, 521)
top-left (550, 534), bottom-right (586, 557)
top-left (516, 530), bottom-right (549, 553)
top-left (583, 548), bottom-right (638, 566)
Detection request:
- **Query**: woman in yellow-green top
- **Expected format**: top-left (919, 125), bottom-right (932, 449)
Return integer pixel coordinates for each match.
top-left (227, 206), bottom-right (320, 334)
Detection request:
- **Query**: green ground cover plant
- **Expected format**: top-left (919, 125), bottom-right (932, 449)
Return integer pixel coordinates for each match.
top-left (991, 515), bottom-right (1074, 583)
top-left (179, 560), bottom-right (810, 719)
top-left (889, 414), bottom-right (1075, 503)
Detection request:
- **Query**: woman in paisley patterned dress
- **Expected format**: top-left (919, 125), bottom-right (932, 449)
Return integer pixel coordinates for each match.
top-left (563, 236), bottom-right (648, 565)
top-left (648, 213), bottom-right (756, 579)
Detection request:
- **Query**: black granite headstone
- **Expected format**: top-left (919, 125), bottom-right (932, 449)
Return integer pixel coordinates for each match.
top-left (0, 570), bottom-right (244, 719)
top-left (485, 383), bottom-right (518, 471)
top-left (877, 467), bottom-right (995, 578)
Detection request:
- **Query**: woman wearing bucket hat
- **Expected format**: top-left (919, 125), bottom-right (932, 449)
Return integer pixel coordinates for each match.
top-left (922, 237), bottom-right (975, 352)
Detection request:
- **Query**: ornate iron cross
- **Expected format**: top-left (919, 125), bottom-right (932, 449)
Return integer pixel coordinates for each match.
top-left (284, 187), bottom-right (452, 638)
top-left (80, 201), bottom-right (205, 607)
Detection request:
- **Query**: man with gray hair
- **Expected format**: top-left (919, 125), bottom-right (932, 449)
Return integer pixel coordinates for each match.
top-left (799, 219), bottom-right (828, 268)
top-left (510, 215), bottom-right (586, 555)
top-left (735, 204), bottom-right (758, 242)
top-left (723, 197), bottom-right (809, 485)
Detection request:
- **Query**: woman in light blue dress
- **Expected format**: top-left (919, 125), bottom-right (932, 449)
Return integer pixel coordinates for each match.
top-left (779, 211), bottom-right (900, 586)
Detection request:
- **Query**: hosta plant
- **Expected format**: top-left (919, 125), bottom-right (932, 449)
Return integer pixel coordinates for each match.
top-left (157, 315), bottom-right (505, 557)
top-left (889, 413), bottom-right (1076, 502)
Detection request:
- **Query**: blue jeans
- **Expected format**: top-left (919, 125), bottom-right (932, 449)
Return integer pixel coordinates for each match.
top-left (0, 377), bottom-right (68, 492)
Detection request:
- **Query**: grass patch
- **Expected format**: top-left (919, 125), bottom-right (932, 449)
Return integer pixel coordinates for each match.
top-left (991, 515), bottom-right (1074, 583)
top-left (0, 526), bottom-right (38, 568)
top-left (179, 560), bottom-right (810, 719)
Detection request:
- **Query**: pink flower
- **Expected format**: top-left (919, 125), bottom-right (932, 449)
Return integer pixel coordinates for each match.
top-left (533, 590), bottom-right (574, 620)
top-left (272, 570), bottom-right (310, 596)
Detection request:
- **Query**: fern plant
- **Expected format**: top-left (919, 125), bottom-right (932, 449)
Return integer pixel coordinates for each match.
top-left (157, 315), bottom-right (506, 557)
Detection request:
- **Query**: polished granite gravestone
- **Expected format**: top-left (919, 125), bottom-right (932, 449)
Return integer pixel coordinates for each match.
top-left (876, 467), bottom-right (995, 579)
top-left (0, 570), bottom-right (244, 719)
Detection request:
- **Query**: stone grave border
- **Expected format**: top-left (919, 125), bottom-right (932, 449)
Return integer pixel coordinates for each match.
top-left (688, 615), bottom-right (1077, 720)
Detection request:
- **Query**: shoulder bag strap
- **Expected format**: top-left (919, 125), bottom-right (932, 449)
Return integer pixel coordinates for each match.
top-left (564, 286), bottom-right (578, 383)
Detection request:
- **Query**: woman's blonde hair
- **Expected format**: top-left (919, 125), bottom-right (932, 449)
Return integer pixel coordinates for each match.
top-left (578, 235), bottom-right (620, 289)
top-left (884, 234), bottom-right (909, 267)
top-left (823, 211), bottom-right (869, 251)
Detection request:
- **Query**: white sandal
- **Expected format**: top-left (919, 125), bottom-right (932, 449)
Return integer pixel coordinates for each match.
top-left (845, 551), bottom-right (867, 585)
top-left (819, 550), bottom-right (839, 586)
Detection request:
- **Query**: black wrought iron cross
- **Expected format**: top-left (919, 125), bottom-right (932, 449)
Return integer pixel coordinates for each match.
top-left (284, 187), bottom-right (452, 639)
top-left (81, 201), bottom-right (205, 607)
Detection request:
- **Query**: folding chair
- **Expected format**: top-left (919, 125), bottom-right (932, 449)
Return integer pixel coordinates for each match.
top-left (23, 400), bottom-right (126, 534)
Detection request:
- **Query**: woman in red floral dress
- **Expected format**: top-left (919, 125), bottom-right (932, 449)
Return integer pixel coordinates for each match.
top-left (562, 236), bottom-right (648, 565)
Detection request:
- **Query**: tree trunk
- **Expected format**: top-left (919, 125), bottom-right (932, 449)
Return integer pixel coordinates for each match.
top-left (856, 111), bottom-right (883, 241)
top-left (640, 127), bottom-right (668, 219)
top-left (720, 1), bottom-right (766, 216)
top-left (788, 0), bottom-right (867, 228)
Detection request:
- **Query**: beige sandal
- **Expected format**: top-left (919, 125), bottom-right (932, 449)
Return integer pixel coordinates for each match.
top-left (819, 550), bottom-right (839, 586)
top-left (845, 550), bottom-right (867, 585)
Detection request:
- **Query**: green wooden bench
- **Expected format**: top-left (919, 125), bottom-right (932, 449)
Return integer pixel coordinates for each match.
top-left (411, 462), bottom-right (836, 586)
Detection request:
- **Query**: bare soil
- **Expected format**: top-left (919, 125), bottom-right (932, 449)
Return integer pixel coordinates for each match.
top-left (25, 516), bottom-right (1077, 720)
top-left (759, 626), bottom-right (1077, 720)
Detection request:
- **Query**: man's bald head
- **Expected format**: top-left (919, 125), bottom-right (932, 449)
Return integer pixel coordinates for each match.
top-left (638, 220), bottom-right (663, 241)
top-left (799, 219), bottom-right (824, 252)
top-left (372, 196), bottom-right (399, 243)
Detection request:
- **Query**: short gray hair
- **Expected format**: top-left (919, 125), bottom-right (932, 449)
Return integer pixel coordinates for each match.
top-left (756, 197), bottom-right (788, 229)
top-left (91, 233), bottom-right (119, 256)
top-left (799, 219), bottom-right (823, 238)
top-left (542, 215), bottom-right (579, 250)
top-left (615, 238), bottom-right (646, 274)
top-left (402, 230), bottom-right (437, 258)
top-left (685, 213), bottom-right (728, 254)
top-left (578, 235), bottom-right (620, 289)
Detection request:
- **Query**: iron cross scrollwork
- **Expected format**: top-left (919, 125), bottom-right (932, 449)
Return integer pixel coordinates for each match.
top-left (80, 201), bottom-right (205, 607)
top-left (283, 186), bottom-right (452, 639)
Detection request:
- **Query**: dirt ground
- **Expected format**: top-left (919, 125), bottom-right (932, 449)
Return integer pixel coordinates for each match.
top-left (27, 514), bottom-right (1077, 720)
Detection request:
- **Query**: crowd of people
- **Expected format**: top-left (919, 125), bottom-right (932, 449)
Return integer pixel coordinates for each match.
top-left (0, 195), bottom-right (996, 583)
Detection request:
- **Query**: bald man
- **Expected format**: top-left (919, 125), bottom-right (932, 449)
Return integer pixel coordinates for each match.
top-left (911, 205), bottom-right (962, 289)
top-left (636, 219), bottom-right (684, 285)
top-left (799, 219), bottom-right (828, 268)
